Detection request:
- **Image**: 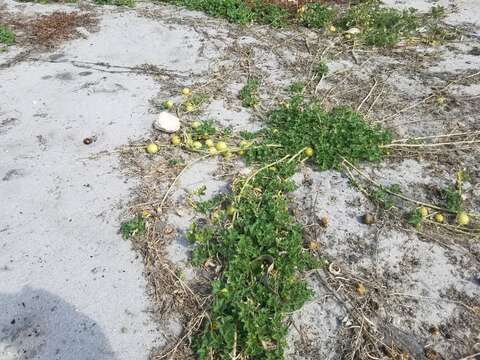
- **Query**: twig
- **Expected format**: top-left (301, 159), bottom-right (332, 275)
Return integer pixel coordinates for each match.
top-left (357, 79), bottom-right (378, 111)
top-left (380, 70), bottom-right (480, 122)
top-left (458, 352), bottom-right (480, 360)
top-left (388, 293), bottom-right (479, 315)
top-left (341, 158), bottom-right (480, 220)
top-left (158, 154), bottom-right (211, 211)
top-left (382, 139), bottom-right (480, 149)
top-left (391, 130), bottom-right (480, 143)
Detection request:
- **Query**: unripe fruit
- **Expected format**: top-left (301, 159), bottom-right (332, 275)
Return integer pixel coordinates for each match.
top-left (215, 141), bottom-right (228, 152)
top-left (192, 121), bottom-right (201, 129)
top-left (304, 147), bottom-right (314, 157)
top-left (171, 135), bottom-right (181, 145)
top-left (456, 212), bottom-right (470, 226)
top-left (205, 139), bottom-right (214, 147)
top-left (419, 207), bottom-right (429, 218)
top-left (163, 100), bottom-right (174, 109)
top-left (146, 143), bottom-right (159, 154)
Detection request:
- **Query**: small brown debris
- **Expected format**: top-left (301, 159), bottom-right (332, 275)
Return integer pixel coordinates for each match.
top-left (362, 213), bottom-right (375, 225)
top-left (83, 137), bottom-right (93, 145)
top-left (355, 282), bottom-right (366, 296)
top-left (424, 347), bottom-right (443, 360)
top-left (28, 11), bottom-right (96, 48)
top-left (163, 224), bottom-right (174, 235)
top-left (429, 326), bottom-right (440, 336)
top-left (319, 215), bottom-right (329, 227)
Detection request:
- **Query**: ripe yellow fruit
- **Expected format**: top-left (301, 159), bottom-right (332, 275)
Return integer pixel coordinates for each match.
top-left (205, 139), bottom-right (214, 147)
top-left (304, 147), bottom-right (314, 157)
top-left (456, 212), bottom-right (470, 226)
top-left (434, 213), bottom-right (444, 223)
top-left (181, 87), bottom-right (191, 96)
top-left (215, 141), bottom-right (228, 152)
top-left (191, 121), bottom-right (201, 129)
top-left (208, 147), bottom-right (218, 155)
top-left (146, 143), bottom-right (159, 154)
top-left (171, 135), bottom-right (181, 145)
top-left (419, 207), bottom-right (429, 218)
top-left (163, 100), bottom-right (174, 109)
top-left (192, 141), bottom-right (202, 149)
top-left (185, 103), bottom-right (194, 112)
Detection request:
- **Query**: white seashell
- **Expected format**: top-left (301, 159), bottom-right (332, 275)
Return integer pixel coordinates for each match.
top-left (153, 112), bottom-right (180, 133)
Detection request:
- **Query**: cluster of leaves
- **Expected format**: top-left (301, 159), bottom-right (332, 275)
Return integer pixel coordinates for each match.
top-left (408, 208), bottom-right (423, 227)
top-left (441, 186), bottom-right (463, 212)
top-left (191, 119), bottom-right (218, 139)
top-left (94, 0), bottom-right (135, 7)
top-left (120, 215), bottom-right (146, 238)
top-left (313, 61), bottom-right (329, 78)
top-left (0, 25), bottom-right (15, 46)
top-left (189, 162), bottom-right (317, 359)
top-left (245, 95), bottom-right (392, 171)
top-left (370, 183), bottom-right (401, 210)
top-left (158, 0), bottom-right (453, 47)
top-left (335, 0), bottom-right (419, 47)
top-left (239, 78), bottom-right (261, 108)
top-left (161, 0), bottom-right (289, 27)
top-left (299, 3), bottom-right (336, 28)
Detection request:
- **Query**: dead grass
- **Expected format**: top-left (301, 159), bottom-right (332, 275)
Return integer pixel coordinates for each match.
top-left (28, 11), bottom-right (96, 47)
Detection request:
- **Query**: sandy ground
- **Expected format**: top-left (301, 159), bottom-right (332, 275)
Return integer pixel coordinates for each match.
top-left (1, 0), bottom-right (479, 359)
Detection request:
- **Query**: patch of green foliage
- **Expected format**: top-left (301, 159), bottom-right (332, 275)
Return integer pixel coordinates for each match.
top-left (168, 158), bottom-right (186, 166)
top-left (245, 95), bottom-right (392, 171)
top-left (371, 184), bottom-right (401, 210)
top-left (189, 162), bottom-right (317, 359)
top-left (422, 5), bottom-right (457, 44)
top-left (0, 25), bottom-right (15, 46)
top-left (120, 215), bottom-right (146, 238)
top-left (161, 0), bottom-right (288, 26)
top-left (441, 187), bottom-right (463, 212)
top-left (194, 194), bottom-right (224, 214)
top-left (157, 0), bottom-right (452, 47)
top-left (191, 120), bottom-right (217, 139)
top-left (95, 0), bottom-right (135, 7)
top-left (336, 0), bottom-right (419, 47)
top-left (189, 93), bottom-right (209, 107)
top-left (408, 208), bottom-right (423, 227)
top-left (288, 81), bottom-right (305, 94)
top-left (239, 78), bottom-right (260, 108)
top-left (299, 3), bottom-right (336, 29)
top-left (188, 93), bottom-right (391, 358)
top-left (313, 61), bottom-right (329, 78)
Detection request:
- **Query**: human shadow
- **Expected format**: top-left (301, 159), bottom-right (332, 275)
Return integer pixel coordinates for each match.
top-left (0, 287), bottom-right (116, 360)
